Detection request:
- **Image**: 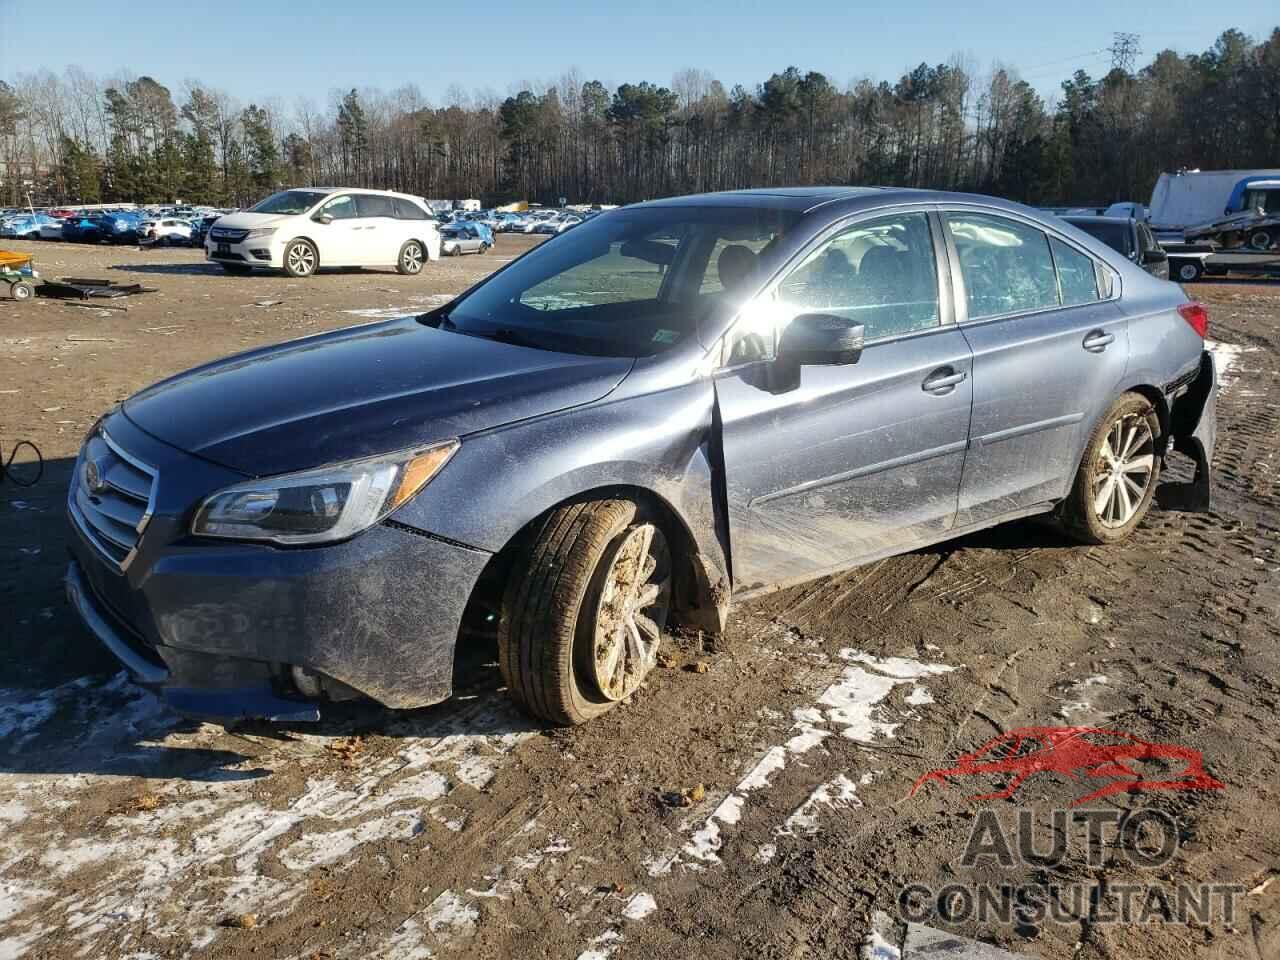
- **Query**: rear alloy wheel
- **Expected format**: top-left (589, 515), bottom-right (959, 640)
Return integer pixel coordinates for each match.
top-left (396, 240), bottom-right (425, 275)
top-left (499, 499), bottom-right (672, 725)
top-left (283, 239), bottom-right (318, 277)
top-left (1062, 393), bottom-right (1161, 544)
top-left (1176, 260), bottom-right (1203, 282)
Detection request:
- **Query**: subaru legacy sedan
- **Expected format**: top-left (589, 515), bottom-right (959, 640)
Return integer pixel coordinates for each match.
top-left (66, 188), bottom-right (1217, 725)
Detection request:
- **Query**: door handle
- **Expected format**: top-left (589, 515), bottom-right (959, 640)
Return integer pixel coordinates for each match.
top-left (922, 367), bottom-right (967, 393)
top-left (1083, 330), bottom-right (1115, 352)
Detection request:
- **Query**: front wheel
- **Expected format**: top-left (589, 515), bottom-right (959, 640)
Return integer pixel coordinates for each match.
top-left (396, 240), bottom-right (425, 275)
top-left (1061, 393), bottom-right (1161, 544)
top-left (1175, 259), bottom-right (1203, 283)
top-left (282, 238), bottom-right (318, 277)
top-left (9, 280), bottom-right (34, 301)
top-left (499, 499), bottom-right (672, 725)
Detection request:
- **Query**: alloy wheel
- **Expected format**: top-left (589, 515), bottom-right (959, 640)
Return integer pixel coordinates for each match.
top-left (588, 524), bottom-right (671, 701)
top-left (1091, 413), bottom-right (1155, 527)
top-left (402, 243), bottom-right (423, 273)
top-left (287, 243), bottom-right (316, 275)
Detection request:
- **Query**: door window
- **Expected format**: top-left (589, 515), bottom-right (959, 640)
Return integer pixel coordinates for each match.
top-left (356, 194), bottom-right (397, 218)
top-left (947, 213), bottom-right (1059, 320)
top-left (775, 212), bottom-right (941, 342)
top-left (1050, 237), bottom-right (1100, 306)
top-left (318, 195), bottom-right (358, 220)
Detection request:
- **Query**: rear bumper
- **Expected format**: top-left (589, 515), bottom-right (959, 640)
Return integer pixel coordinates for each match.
top-left (1167, 349), bottom-right (1217, 512)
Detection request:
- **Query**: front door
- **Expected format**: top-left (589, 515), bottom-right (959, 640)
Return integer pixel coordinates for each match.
top-left (312, 194), bottom-right (363, 265)
top-left (943, 209), bottom-right (1129, 525)
top-left (714, 210), bottom-right (974, 592)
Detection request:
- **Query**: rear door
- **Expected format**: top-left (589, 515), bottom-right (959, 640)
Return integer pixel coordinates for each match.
top-left (715, 209), bottom-right (974, 591)
top-left (943, 208), bottom-right (1128, 525)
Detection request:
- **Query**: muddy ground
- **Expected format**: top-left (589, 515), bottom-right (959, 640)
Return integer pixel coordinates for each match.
top-left (0, 238), bottom-right (1277, 960)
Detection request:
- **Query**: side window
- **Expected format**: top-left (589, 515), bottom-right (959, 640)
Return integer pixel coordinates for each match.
top-left (775, 212), bottom-right (940, 341)
top-left (356, 195), bottom-right (396, 218)
top-left (319, 195), bottom-right (358, 220)
top-left (947, 213), bottom-right (1058, 320)
top-left (1051, 237), bottom-right (1100, 306)
top-left (393, 198), bottom-right (428, 220)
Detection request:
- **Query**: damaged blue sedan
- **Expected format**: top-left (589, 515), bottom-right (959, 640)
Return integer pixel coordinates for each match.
top-left (66, 187), bottom-right (1217, 725)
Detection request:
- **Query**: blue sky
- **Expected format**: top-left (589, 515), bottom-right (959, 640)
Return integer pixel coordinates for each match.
top-left (3, 0), bottom-right (1275, 107)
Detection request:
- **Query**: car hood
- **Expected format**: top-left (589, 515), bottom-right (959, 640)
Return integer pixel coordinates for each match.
top-left (123, 317), bottom-right (634, 476)
top-left (208, 212), bottom-right (292, 231)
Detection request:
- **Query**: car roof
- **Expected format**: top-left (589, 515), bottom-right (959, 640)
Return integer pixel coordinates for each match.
top-left (634, 186), bottom-right (1049, 218)
top-left (1062, 215), bottom-right (1135, 225)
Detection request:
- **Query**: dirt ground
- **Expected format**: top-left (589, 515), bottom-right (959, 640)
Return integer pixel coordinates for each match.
top-left (1, 238), bottom-right (1278, 960)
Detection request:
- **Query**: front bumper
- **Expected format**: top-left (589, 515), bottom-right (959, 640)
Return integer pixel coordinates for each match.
top-left (206, 235), bottom-right (281, 267)
top-left (65, 413), bottom-right (492, 721)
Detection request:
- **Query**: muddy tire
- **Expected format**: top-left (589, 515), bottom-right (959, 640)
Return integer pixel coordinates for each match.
top-left (282, 239), bottom-right (318, 278)
top-left (1249, 228), bottom-right (1275, 252)
top-left (396, 240), bottom-right (425, 275)
top-left (1062, 393), bottom-right (1161, 544)
top-left (499, 499), bottom-right (672, 725)
top-left (9, 280), bottom-right (34, 301)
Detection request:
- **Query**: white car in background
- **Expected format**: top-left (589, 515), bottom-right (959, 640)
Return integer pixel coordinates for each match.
top-left (141, 218), bottom-right (194, 246)
top-left (207, 188), bottom-right (442, 277)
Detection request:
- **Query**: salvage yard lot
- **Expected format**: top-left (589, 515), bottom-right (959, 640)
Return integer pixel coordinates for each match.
top-left (1, 239), bottom-right (1279, 959)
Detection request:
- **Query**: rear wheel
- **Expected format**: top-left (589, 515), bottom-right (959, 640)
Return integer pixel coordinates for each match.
top-left (1062, 393), bottom-right (1161, 544)
top-left (1249, 228), bottom-right (1275, 251)
top-left (1175, 259), bottom-right (1203, 283)
top-left (396, 240), bottom-right (425, 275)
top-left (499, 499), bottom-right (672, 725)
top-left (283, 239), bottom-right (318, 277)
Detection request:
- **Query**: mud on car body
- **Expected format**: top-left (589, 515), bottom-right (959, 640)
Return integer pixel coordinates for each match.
top-left (65, 187), bottom-right (1218, 725)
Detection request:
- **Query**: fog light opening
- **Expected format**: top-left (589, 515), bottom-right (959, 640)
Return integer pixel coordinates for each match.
top-left (290, 664), bottom-right (324, 698)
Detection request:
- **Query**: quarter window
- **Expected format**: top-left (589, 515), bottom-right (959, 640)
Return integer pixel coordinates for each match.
top-left (1051, 237), bottom-right (1100, 306)
top-left (947, 213), bottom-right (1058, 320)
top-left (775, 212), bottom-right (941, 341)
top-left (393, 198), bottom-right (429, 220)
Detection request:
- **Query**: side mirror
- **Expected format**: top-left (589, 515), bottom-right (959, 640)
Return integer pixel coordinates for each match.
top-left (313, 213), bottom-right (334, 225)
top-left (1142, 248), bottom-right (1167, 265)
top-left (777, 314), bottom-right (864, 365)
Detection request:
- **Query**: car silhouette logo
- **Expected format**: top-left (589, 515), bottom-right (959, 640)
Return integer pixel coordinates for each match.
top-left (911, 726), bottom-right (1225, 806)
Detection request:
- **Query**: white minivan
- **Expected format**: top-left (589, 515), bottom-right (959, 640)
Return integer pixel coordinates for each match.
top-left (207, 188), bottom-right (443, 277)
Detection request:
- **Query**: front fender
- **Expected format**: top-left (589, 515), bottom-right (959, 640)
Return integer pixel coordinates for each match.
top-left (391, 379), bottom-right (730, 628)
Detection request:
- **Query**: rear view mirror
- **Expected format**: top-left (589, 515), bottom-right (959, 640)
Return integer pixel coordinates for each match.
top-left (778, 314), bottom-right (864, 365)
top-left (620, 239), bottom-right (675, 267)
top-left (1142, 249), bottom-right (1167, 265)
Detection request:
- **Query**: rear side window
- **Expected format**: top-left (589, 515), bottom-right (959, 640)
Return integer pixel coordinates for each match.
top-left (356, 195), bottom-right (396, 218)
top-left (1051, 237), bottom-right (1100, 306)
top-left (393, 198), bottom-right (429, 220)
top-left (947, 213), bottom-right (1058, 320)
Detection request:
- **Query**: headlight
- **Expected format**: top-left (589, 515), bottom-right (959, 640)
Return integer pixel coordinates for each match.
top-left (191, 440), bottom-right (459, 545)
top-left (245, 227), bottom-right (277, 240)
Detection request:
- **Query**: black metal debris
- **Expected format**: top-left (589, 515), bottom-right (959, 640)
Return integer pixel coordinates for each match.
top-left (37, 278), bottom-right (156, 300)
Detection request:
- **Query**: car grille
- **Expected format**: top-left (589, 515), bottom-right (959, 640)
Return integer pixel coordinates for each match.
top-left (210, 227), bottom-right (249, 243)
top-left (70, 431), bottom-right (158, 571)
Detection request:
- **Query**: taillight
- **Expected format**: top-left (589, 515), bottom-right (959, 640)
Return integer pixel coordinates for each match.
top-left (1177, 302), bottom-right (1208, 339)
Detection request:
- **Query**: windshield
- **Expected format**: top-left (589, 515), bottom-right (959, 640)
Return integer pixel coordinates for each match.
top-left (1068, 220), bottom-right (1133, 258)
top-left (250, 190), bottom-right (329, 216)
top-left (428, 205), bottom-right (799, 358)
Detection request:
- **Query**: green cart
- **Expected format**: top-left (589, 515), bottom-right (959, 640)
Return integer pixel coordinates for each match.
top-left (0, 250), bottom-right (37, 300)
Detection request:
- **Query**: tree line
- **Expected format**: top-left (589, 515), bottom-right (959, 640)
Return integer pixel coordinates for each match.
top-left (0, 27), bottom-right (1277, 211)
